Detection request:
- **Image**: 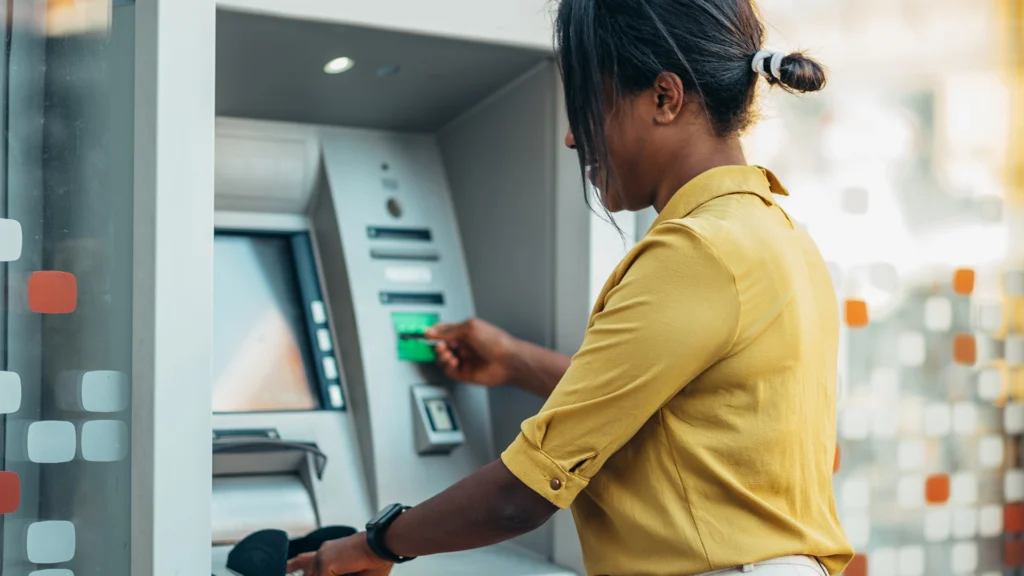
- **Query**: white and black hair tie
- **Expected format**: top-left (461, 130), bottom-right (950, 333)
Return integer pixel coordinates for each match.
top-left (752, 49), bottom-right (786, 81)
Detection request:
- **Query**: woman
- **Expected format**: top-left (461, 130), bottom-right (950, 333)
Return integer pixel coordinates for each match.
top-left (288, 0), bottom-right (853, 574)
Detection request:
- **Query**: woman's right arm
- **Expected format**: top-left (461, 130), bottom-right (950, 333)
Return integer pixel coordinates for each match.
top-left (426, 319), bottom-right (570, 399)
top-left (505, 338), bottom-right (572, 398)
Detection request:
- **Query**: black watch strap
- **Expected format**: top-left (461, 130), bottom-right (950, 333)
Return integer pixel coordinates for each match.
top-left (366, 504), bottom-right (415, 564)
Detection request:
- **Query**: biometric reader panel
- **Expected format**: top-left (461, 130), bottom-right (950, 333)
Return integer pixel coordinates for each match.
top-left (314, 127), bottom-right (495, 508)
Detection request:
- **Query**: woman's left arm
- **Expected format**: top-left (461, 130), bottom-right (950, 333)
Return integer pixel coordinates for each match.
top-left (387, 459), bottom-right (557, 555)
top-left (286, 460), bottom-right (556, 575)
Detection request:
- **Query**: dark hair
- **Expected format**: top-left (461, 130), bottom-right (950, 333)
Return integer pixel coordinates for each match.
top-left (555, 0), bottom-right (827, 205)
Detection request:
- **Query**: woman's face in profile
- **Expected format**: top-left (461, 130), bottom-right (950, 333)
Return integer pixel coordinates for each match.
top-left (564, 83), bottom-right (663, 214)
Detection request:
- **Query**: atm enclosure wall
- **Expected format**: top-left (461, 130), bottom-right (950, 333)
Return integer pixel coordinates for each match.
top-left (215, 10), bottom-right (591, 569)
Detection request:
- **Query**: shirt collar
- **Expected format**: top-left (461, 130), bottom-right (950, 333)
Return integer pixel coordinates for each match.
top-left (651, 165), bottom-right (789, 229)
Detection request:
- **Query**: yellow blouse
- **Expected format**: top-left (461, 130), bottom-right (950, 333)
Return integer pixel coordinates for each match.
top-left (502, 166), bottom-right (854, 576)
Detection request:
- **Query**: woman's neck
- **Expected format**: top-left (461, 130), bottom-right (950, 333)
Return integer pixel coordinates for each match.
top-left (652, 137), bottom-right (748, 213)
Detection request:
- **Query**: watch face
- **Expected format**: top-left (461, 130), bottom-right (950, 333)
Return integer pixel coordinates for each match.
top-left (368, 503), bottom-right (401, 527)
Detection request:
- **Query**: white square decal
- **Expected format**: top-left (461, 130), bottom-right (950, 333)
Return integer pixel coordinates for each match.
top-left (898, 475), bottom-right (925, 509)
top-left (951, 542), bottom-right (978, 574)
top-left (81, 371), bottom-right (129, 413)
top-left (27, 421), bottom-right (76, 464)
top-left (27, 521), bottom-right (75, 563)
top-left (950, 473), bottom-right (978, 505)
top-left (0, 371), bottom-right (21, 414)
top-left (924, 403), bottom-right (951, 437)
top-left (0, 219), bottom-right (22, 262)
top-left (951, 507), bottom-right (977, 539)
top-left (978, 505), bottom-right (1003, 537)
top-left (978, 435), bottom-right (1004, 469)
top-left (898, 332), bottom-right (926, 367)
top-left (81, 420), bottom-right (128, 462)
top-left (898, 546), bottom-right (924, 576)
top-left (924, 297), bottom-right (952, 332)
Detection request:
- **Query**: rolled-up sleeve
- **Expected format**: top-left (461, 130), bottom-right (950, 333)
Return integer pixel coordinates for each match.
top-left (501, 222), bottom-right (741, 508)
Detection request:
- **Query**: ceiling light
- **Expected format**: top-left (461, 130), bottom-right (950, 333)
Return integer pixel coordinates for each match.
top-left (323, 57), bottom-right (355, 75)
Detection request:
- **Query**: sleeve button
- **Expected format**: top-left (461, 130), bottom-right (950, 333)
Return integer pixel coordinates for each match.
top-left (550, 478), bottom-right (562, 491)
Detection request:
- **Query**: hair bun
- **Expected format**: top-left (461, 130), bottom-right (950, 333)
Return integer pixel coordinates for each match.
top-left (778, 51), bottom-right (827, 93)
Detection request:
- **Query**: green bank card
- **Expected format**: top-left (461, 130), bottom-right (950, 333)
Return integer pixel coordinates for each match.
top-left (393, 312), bottom-right (440, 363)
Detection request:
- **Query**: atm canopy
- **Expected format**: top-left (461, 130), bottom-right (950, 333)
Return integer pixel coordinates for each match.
top-left (216, 9), bottom-right (552, 132)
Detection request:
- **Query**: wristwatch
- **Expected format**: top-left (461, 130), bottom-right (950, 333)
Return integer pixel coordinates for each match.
top-left (365, 504), bottom-right (416, 563)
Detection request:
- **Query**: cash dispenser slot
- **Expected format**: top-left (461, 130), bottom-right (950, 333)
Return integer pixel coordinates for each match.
top-left (367, 226), bottom-right (432, 242)
top-left (211, 429), bottom-right (326, 547)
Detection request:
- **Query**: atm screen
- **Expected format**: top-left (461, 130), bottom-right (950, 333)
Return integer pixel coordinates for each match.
top-left (213, 233), bottom-right (321, 412)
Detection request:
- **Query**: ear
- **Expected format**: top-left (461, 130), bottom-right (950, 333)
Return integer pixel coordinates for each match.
top-left (652, 72), bottom-right (685, 125)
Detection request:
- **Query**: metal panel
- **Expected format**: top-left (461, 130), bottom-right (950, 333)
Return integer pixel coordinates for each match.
top-left (216, 11), bottom-right (548, 132)
top-left (131, 0), bottom-right (215, 573)
top-left (317, 127), bottom-right (494, 508)
top-left (438, 63), bottom-right (557, 460)
top-left (438, 60), bottom-right (591, 565)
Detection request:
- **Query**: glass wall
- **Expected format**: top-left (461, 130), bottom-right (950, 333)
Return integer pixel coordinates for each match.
top-left (0, 0), bottom-right (135, 574)
top-left (744, 0), bottom-right (1020, 574)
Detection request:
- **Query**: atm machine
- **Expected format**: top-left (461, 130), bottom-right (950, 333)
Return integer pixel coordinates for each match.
top-left (210, 8), bottom-right (586, 576)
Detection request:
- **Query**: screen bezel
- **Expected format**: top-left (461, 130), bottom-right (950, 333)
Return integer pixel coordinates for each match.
top-left (213, 228), bottom-right (345, 413)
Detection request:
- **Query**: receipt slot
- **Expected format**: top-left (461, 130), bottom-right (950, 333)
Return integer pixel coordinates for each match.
top-left (411, 386), bottom-right (464, 454)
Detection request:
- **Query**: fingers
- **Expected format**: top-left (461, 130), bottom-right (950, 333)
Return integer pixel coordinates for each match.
top-left (434, 344), bottom-right (460, 368)
top-left (436, 344), bottom-right (477, 382)
top-left (286, 552), bottom-right (315, 575)
top-left (425, 318), bottom-right (479, 341)
top-left (424, 321), bottom-right (462, 340)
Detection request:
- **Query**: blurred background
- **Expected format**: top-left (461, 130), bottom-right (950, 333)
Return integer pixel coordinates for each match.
top-left (594, 1), bottom-right (1024, 574)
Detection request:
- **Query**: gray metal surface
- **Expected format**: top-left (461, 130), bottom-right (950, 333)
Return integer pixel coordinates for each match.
top-left (439, 62), bottom-right (587, 560)
top-left (213, 97), bottom-right (583, 572)
top-left (438, 63), bottom-right (559, 459)
top-left (216, 118), bottom-right (322, 214)
top-left (212, 475), bottom-right (318, 545)
top-left (314, 127), bottom-right (495, 508)
top-left (216, 10), bottom-right (548, 132)
top-left (210, 411), bottom-right (374, 548)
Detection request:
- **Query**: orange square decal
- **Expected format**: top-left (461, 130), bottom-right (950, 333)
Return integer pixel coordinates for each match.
top-left (28, 271), bottom-right (77, 314)
top-left (1006, 539), bottom-right (1024, 567)
top-left (953, 334), bottom-right (977, 366)
top-left (1006, 504), bottom-right (1024, 533)
top-left (925, 474), bottom-right (950, 505)
top-left (0, 472), bottom-right (19, 514)
top-left (845, 554), bottom-right (867, 576)
top-left (953, 269), bottom-right (975, 296)
top-left (845, 300), bottom-right (869, 328)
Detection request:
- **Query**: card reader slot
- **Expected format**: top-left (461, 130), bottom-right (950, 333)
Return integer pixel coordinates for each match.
top-left (367, 226), bottom-right (432, 242)
top-left (392, 312), bottom-right (441, 363)
top-left (379, 292), bottom-right (444, 306)
top-left (370, 248), bottom-right (440, 261)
